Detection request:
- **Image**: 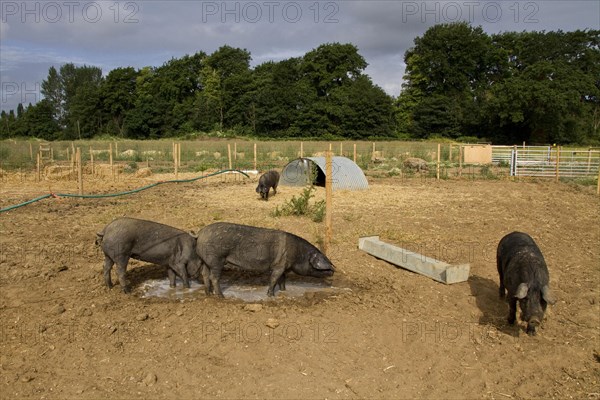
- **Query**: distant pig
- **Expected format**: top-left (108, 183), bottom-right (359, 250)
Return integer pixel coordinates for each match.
top-left (194, 222), bottom-right (335, 297)
top-left (96, 217), bottom-right (206, 293)
top-left (497, 231), bottom-right (556, 335)
top-left (256, 170), bottom-right (280, 200)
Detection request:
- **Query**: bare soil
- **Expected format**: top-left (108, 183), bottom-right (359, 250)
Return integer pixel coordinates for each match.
top-left (1, 171), bottom-right (599, 399)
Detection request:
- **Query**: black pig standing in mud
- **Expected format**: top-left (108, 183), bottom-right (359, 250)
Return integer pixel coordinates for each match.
top-left (256, 170), bottom-right (280, 200)
top-left (497, 231), bottom-right (556, 335)
top-left (96, 217), bottom-right (206, 293)
top-left (194, 222), bottom-right (335, 297)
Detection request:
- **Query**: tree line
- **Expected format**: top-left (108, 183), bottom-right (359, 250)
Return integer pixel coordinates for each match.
top-left (1, 23), bottom-right (598, 145)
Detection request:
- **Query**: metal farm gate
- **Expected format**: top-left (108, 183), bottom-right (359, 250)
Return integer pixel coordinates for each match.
top-left (505, 146), bottom-right (600, 178)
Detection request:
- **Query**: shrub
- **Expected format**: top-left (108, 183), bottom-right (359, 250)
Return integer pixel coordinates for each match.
top-left (272, 186), bottom-right (326, 223)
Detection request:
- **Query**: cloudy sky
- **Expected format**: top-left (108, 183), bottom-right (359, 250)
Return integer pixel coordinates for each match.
top-left (1, 0), bottom-right (598, 112)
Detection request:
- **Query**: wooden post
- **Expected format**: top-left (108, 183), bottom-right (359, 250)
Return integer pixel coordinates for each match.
top-left (329, 143), bottom-right (332, 153)
top-left (36, 152), bottom-right (41, 182)
top-left (436, 143), bottom-right (441, 180)
top-left (253, 143), bottom-right (257, 170)
top-left (70, 147), bottom-right (75, 177)
top-left (29, 143), bottom-right (33, 161)
top-left (77, 147), bottom-right (83, 195)
top-left (89, 146), bottom-right (94, 176)
top-left (66, 147), bottom-right (70, 163)
top-left (115, 141), bottom-right (118, 156)
top-left (227, 143), bottom-right (232, 170)
top-left (353, 143), bottom-right (357, 163)
top-left (300, 142), bottom-right (303, 158)
top-left (597, 163), bottom-right (600, 195)
top-left (178, 142), bottom-right (181, 171)
top-left (458, 145), bottom-right (463, 178)
top-left (109, 143), bottom-right (114, 180)
top-left (587, 148), bottom-right (592, 173)
top-left (174, 143), bottom-right (179, 179)
top-left (449, 144), bottom-right (453, 163)
top-left (372, 142), bottom-right (375, 160)
top-left (234, 142), bottom-right (237, 161)
top-left (325, 150), bottom-right (333, 256)
top-left (340, 142), bottom-right (343, 157)
top-left (555, 146), bottom-right (561, 182)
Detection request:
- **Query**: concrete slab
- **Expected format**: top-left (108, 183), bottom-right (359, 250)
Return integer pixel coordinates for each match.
top-left (358, 236), bottom-right (470, 284)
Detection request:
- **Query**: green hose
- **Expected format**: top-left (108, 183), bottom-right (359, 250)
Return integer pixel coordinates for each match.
top-left (0, 169), bottom-right (250, 214)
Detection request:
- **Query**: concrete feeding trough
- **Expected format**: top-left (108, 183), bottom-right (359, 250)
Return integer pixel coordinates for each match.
top-left (358, 236), bottom-right (470, 284)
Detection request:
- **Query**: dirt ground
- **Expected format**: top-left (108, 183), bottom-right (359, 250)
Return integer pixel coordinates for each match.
top-left (0, 170), bottom-right (599, 399)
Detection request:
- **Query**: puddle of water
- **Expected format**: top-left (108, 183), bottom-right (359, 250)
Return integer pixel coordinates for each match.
top-left (139, 277), bottom-right (344, 302)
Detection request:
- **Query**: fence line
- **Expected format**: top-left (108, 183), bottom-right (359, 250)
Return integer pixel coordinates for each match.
top-left (508, 147), bottom-right (600, 178)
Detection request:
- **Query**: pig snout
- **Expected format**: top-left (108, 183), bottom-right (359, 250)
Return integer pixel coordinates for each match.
top-left (526, 316), bottom-right (541, 335)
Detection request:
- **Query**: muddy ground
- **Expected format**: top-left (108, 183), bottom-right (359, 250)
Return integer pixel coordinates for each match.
top-left (0, 170), bottom-right (599, 399)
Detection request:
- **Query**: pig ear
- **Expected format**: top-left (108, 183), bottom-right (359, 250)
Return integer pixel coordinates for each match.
top-left (542, 285), bottom-right (556, 305)
top-left (515, 283), bottom-right (529, 299)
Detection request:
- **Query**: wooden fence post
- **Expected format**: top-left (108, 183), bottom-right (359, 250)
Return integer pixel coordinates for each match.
top-left (300, 142), bottom-right (303, 158)
top-left (325, 150), bottom-right (333, 256)
top-left (436, 143), bottom-right (441, 180)
top-left (353, 143), bottom-right (357, 163)
top-left (227, 143), bottom-right (232, 170)
top-left (597, 163), bottom-right (600, 195)
top-left (109, 143), bottom-right (114, 180)
top-left (89, 146), bottom-right (94, 176)
top-left (77, 147), bottom-right (83, 195)
top-left (174, 143), bottom-right (179, 179)
top-left (70, 147), bottom-right (75, 178)
top-left (29, 143), bottom-right (33, 161)
top-left (555, 146), bottom-right (561, 182)
top-left (254, 143), bottom-right (257, 170)
top-left (459, 145), bottom-right (463, 178)
top-left (36, 152), bottom-right (41, 182)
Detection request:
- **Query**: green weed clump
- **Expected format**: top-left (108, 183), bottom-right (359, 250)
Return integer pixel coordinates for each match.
top-left (272, 186), bottom-right (326, 223)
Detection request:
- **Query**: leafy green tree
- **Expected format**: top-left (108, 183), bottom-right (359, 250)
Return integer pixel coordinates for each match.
top-left (400, 22), bottom-right (505, 139)
top-left (296, 43), bottom-right (395, 138)
top-left (21, 100), bottom-right (59, 139)
top-left (486, 29), bottom-right (600, 144)
top-left (249, 58), bottom-right (309, 136)
top-left (302, 43), bottom-right (368, 98)
top-left (40, 66), bottom-right (63, 125)
top-left (100, 67), bottom-right (138, 136)
top-left (204, 46), bottom-right (252, 130)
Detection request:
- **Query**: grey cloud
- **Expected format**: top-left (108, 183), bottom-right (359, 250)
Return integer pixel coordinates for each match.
top-left (1, 0), bottom-right (598, 112)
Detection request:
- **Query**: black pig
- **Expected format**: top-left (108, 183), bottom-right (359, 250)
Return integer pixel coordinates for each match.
top-left (96, 217), bottom-right (206, 293)
top-left (256, 170), bottom-right (280, 200)
top-left (497, 231), bottom-right (556, 335)
top-left (194, 222), bottom-right (334, 297)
